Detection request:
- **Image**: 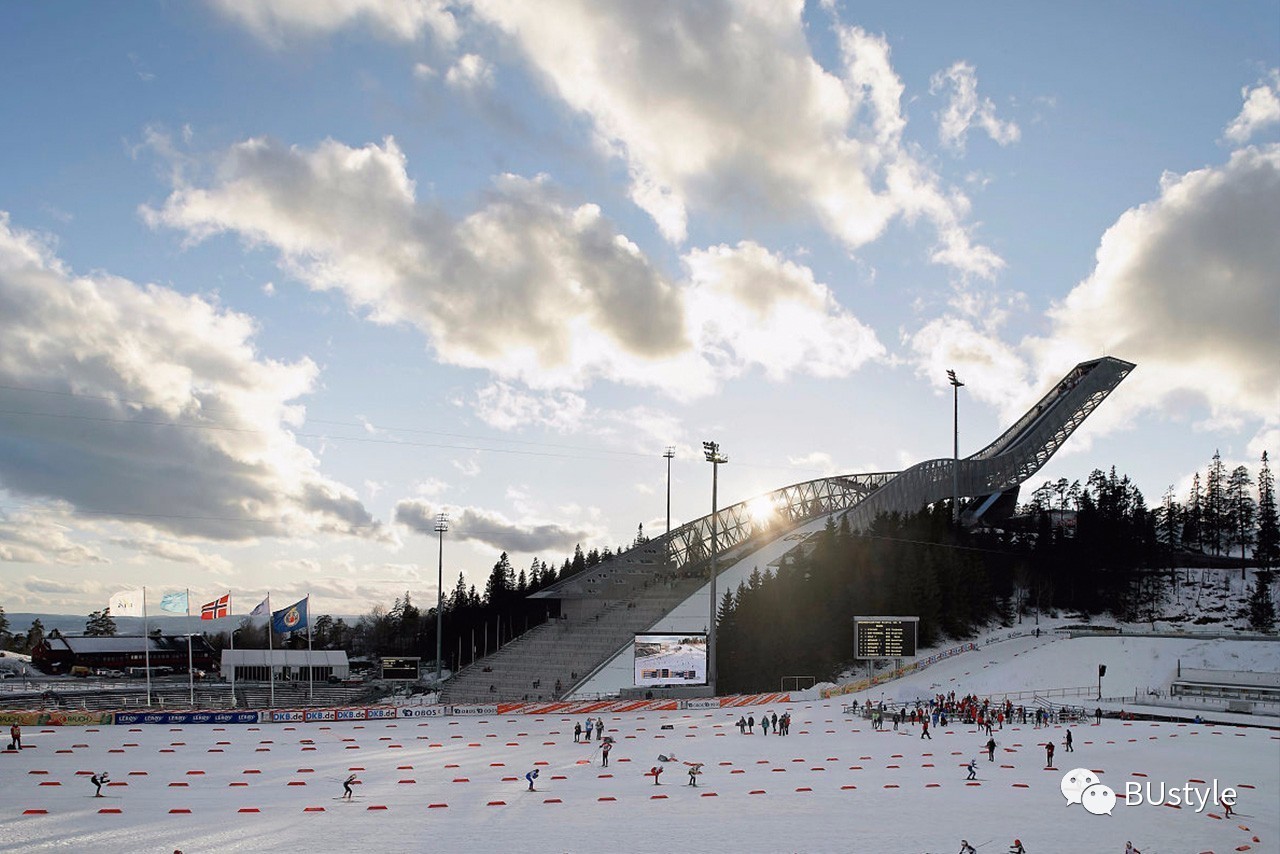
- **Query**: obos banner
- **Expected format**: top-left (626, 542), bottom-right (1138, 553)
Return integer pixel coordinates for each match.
top-left (449, 704), bottom-right (498, 716)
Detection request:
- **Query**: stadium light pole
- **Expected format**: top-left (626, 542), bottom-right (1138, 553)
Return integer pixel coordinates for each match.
top-left (703, 441), bottom-right (728, 696)
top-left (664, 446), bottom-right (675, 555)
top-left (435, 512), bottom-right (448, 685)
top-left (947, 369), bottom-right (965, 524)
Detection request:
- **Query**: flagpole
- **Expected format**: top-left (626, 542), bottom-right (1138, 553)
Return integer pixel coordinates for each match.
top-left (267, 592), bottom-right (274, 709)
top-left (306, 594), bottom-right (314, 704)
top-left (228, 592), bottom-right (236, 709)
top-left (143, 587), bottom-right (152, 708)
top-left (186, 588), bottom-right (194, 708)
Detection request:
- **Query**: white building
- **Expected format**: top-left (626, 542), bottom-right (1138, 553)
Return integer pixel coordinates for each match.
top-left (219, 649), bottom-right (349, 682)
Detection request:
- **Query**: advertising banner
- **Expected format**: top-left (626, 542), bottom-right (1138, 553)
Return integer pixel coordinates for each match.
top-left (2, 710), bottom-right (114, 727)
top-left (365, 706), bottom-right (398, 720)
top-left (396, 705), bottom-right (446, 718)
top-left (678, 698), bottom-right (721, 710)
top-left (304, 709), bottom-right (336, 722)
top-left (448, 704), bottom-right (498, 716)
top-left (113, 710), bottom-right (261, 725)
top-left (270, 710), bottom-right (305, 723)
top-left (334, 708), bottom-right (368, 721)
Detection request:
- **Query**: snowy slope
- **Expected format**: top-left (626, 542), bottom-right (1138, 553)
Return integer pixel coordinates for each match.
top-left (2, 691), bottom-right (1276, 853)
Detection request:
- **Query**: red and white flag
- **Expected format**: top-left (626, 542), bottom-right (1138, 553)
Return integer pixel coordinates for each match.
top-left (201, 594), bottom-right (230, 620)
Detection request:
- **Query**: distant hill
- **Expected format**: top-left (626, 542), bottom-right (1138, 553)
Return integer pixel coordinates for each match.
top-left (4, 612), bottom-right (359, 637)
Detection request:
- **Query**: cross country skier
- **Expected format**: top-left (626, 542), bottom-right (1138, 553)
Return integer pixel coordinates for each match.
top-left (1221, 792), bottom-right (1235, 818)
top-left (600, 740), bottom-right (612, 767)
top-left (686, 762), bottom-right (703, 787)
top-left (1124, 842), bottom-right (1140, 854)
top-left (9, 724), bottom-right (20, 751)
top-left (525, 769), bottom-right (539, 791)
top-left (90, 771), bottom-right (109, 797)
top-left (1009, 839), bottom-right (1026, 854)
top-left (958, 841), bottom-right (976, 854)
top-left (921, 718), bottom-right (931, 739)
top-left (650, 765), bottom-right (663, 785)
top-left (966, 758), bottom-right (977, 781)
top-left (342, 773), bottom-right (357, 799)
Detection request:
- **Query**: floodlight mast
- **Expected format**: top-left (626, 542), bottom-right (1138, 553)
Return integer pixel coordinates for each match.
top-left (435, 512), bottom-right (448, 685)
top-left (703, 441), bottom-right (728, 695)
top-left (947, 369), bottom-right (965, 524)
top-left (663, 446), bottom-right (675, 558)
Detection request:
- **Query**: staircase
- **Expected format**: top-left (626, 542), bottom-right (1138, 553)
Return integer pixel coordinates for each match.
top-left (440, 572), bottom-right (706, 704)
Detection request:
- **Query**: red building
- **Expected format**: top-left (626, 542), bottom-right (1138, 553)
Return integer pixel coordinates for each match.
top-left (32, 630), bottom-right (217, 676)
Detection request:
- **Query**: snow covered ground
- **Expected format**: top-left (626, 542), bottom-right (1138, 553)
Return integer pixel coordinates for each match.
top-left (3, 687), bottom-right (1276, 852)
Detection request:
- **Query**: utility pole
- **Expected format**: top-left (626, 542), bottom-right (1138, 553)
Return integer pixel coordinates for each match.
top-left (664, 446), bottom-right (675, 559)
top-left (435, 512), bottom-right (448, 685)
top-left (947, 369), bottom-right (965, 524)
top-left (703, 441), bottom-right (729, 695)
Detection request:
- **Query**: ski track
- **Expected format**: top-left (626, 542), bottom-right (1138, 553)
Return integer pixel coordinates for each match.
top-left (2, 630), bottom-right (1277, 853)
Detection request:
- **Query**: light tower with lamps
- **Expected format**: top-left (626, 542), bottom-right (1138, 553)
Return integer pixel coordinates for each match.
top-left (663, 446), bottom-right (675, 546)
top-left (702, 440), bottom-right (728, 695)
top-left (434, 512), bottom-right (448, 684)
top-left (946, 369), bottom-right (964, 523)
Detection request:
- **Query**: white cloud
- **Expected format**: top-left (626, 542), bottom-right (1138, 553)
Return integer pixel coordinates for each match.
top-left (208, 0), bottom-right (458, 47)
top-left (465, 1), bottom-right (1002, 276)
top-left (0, 212), bottom-right (386, 544)
top-left (445, 54), bottom-right (494, 91)
top-left (907, 145), bottom-right (1280, 446)
top-left (110, 535), bottom-right (235, 575)
top-left (395, 498), bottom-right (597, 553)
top-left (930, 61), bottom-right (1020, 153)
top-left (146, 137), bottom-right (887, 398)
top-left (1223, 69), bottom-right (1280, 144)
top-left (0, 507), bottom-right (108, 566)
top-left (1028, 145), bottom-right (1280, 424)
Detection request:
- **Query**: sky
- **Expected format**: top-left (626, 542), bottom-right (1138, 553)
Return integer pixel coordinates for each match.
top-left (0, 1), bottom-right (1277, 617)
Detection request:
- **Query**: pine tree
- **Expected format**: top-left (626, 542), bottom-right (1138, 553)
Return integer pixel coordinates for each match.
top-left (85, 608), bottom-right (117, 637)
top-left (1247, 571), bottom-right (1275, 633)
top-left (24, 618), bottom-right (45, 652)
top-left (1256, 452), bottom-right (1279, 571)
top-left (1156, 486), bottom-right (1182, 551)
top-left (1182, 472), bottom-right (1203, 552)
top-left (0, 605), bottom-right (9, 646)
top-left (1204, 450), bottom-right (1226, 555)
top-left (1226, 465), bottom-right (1256, 577)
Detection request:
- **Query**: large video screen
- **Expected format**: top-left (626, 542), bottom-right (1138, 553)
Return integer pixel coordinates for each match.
top-left (854, 616), bottom-right (918, 659)
top-left (634, 633), bottom-right (708, 687)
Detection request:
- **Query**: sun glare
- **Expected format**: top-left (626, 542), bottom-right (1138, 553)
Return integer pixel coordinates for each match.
top-left (747, 496), bottom-right (775, 525)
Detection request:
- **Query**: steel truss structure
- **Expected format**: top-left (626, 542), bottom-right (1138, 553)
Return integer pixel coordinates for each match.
top-left (533, 357), bottom-right (1134, 600)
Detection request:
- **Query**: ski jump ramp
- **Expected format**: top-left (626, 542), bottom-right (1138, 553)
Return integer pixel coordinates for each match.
top-left (520, 357), bottom-right (1135, 699)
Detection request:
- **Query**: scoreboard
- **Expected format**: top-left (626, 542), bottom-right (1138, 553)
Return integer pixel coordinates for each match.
top-left (854, 616), bottom-right (918, 659)
top-left (380, 657), bottom-right (421, 681)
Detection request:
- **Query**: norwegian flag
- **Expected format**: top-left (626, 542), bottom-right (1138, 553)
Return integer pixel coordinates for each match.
top-left (201, 594), bottom-right (230, 620)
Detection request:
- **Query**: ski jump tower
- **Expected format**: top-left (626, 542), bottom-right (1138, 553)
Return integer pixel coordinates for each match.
top-left (442, 357), bottom-right (1134, 703)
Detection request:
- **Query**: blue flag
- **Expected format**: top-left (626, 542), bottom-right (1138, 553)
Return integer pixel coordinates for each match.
top-left (271, 597), bottom-right (308, 634)
top-left (159, 591), bottom-right (188, 614)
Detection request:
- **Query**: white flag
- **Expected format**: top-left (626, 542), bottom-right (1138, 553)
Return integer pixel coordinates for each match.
top-left (109, 588), bottom-right (145, 617)
top-left (249, 597), bottom-right (269, 617)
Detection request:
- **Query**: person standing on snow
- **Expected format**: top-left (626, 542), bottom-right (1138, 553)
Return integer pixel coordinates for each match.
top-left (687, 763), bottom-right (703, 787)
top-left (584, 718), bottom-right (594, 741)
top-left (761, 714), bottom-right (770, 735)
top-left (747, 714), bottom-right (754, 734)
top-left (1045, 741), bottom-right (1055, 768)
top-left (600, 740), bottom-right (612, 767)
top-left (342, 773), bottom-right (357, 799)
top-left (966, 758), bottom-right (977, 780)
top-left (574, 721), bottom-right (582, 743)
top-left (921, 718), bottom-right (931, 739)
top-left (1064, 729), bottom-right (1074, 752)
top-left (525, 769), bottom-right (539, 791)
top-left (986, 737), bottom-right (997, 761)
top-left (9, 724), bottom-right (20, 751)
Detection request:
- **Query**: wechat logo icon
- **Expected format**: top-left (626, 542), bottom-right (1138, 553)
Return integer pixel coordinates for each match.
top-left (1061, 768), bottom-right (1116, 816)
